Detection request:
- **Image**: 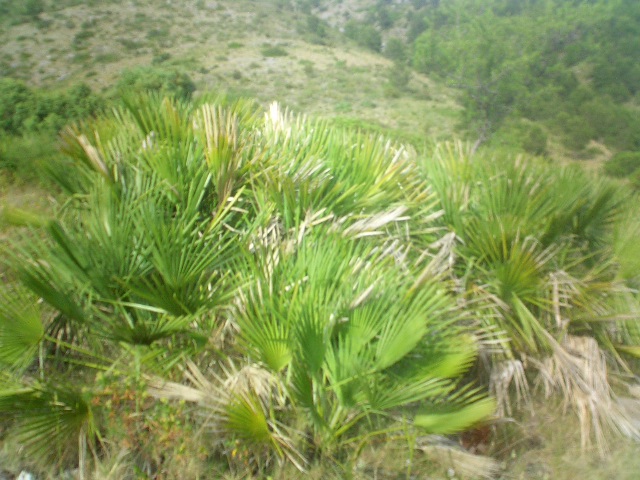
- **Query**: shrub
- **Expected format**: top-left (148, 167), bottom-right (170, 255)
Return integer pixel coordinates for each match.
top-left (421, 143), bottom-right (640, 453)
top-left (603, 151), bottom-right (640, 178)
top-left (0, 78), bottom-right (32, 134)
top-left (116, 66), bottom-right (196, 100)
top-left (24, 0), bottom-right (44, 18)
top-left (344, 21), bottom-right (382, 52)
top-left (384, 37), bottom-right (406, 63)
top-left (260, 45), bottom-right (288, 57)
top-left (521, 123), bottom-right (548, 156)
top-left (0, 79), bottom-right (103, 136)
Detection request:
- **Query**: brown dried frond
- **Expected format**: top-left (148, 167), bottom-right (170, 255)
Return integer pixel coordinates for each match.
top-left (532, 334), bottom-right (640, 456)
top-left (489, 359), bottom-right (530, 417)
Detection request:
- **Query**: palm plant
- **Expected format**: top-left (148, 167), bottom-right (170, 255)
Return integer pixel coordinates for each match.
top-left (152, 228), bottom-right (494, 471)
top-left (0, 96), bottom-right (495, 476)
top-left (420, 142), bottom-right (640, 451)
top-left (145, 105), bottom-right (496, 473)
top-left (0, 94), bottom-right (256, 473)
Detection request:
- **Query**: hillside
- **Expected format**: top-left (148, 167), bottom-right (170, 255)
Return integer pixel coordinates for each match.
top-left (0, 0), bottom-right (459, 141)
top-left (2, 0), bottom-right (639, 165)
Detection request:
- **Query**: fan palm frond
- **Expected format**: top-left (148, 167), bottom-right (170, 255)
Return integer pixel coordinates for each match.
top-left (414, 393), bottom-right (496, 435)
top-left (0, 287), bottom-right (44, 371)
top-left (0, 383), bottom-right (97, 468)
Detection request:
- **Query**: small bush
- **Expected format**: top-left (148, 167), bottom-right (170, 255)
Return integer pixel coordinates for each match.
top-left (146, 27), bottom-right (170, 40)
top-left (261, 45), bottom-right (288, 57)
top-left (386, 64), bottom-right (410, 92)
top-left (23, 0), bottom-right (44, 17)
top-left (521, 124), bottom-right (548, 156)
top-left (152, 52), bottom-right (172, 65)
top-left (344, 21), bottom-right (382, 52)
top-left (300, 60), bottom-right (315, 77)
top-left (116, 66), bottom-right (196, 101)
top-left (384, 37), bottom-right (406, 63)
top-left (117, 37), bottom-right (144, 52)
top-left (94, 52), bottom-right (119, 64)
top-left (603, 151), bottom-right (640, 178)
top-left (73, 28), bottom-right (95, 42)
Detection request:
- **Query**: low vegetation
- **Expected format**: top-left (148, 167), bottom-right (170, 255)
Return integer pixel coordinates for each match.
top-left (1, 94), bottom-right (640, 479)
top-left (1, 0), bottom-right (640, 478)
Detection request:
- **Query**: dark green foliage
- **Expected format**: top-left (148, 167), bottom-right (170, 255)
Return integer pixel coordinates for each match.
top-left (300, 14), bottom-right (329, 44)
top-left (115, 66), bottom-right (196, 101)
top-left (0, 0), bottom-right (44, 23)
top-left (73, 28), bottom-right (95, 44)
top-left (604, 151), bottom-right (640, 179)
top-left (0, 78), bottom-right (32, 134)
top-left (374, 3), bottom-right (395, 29)
top-left (521, 124), bottom-right (548, 156)
top-left (411, 0), bottom-right (640, 151)
top-left (0, 79), bottom-right (102, 183)
top-left (22, 0), bottom-right (43, 18)
top-left (344, 21), bottom-right (382, 52)
top-left (406, 14), bottom-right (427, 41)
top-left (384, 64), bottom-right (411, 98)
top-left (0, 78), bottom-right (103, 136)
top-left (383, 37), bottom-right (406, 63)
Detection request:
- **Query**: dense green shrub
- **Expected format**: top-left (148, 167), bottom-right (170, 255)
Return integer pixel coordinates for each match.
top-left (603, 151), bottom-right (640, 178)
top-left (115, 66), bottom-right (196, 100)
top-left (0, 0), bottom-right (44, 23)
top-left (344, 20), bottom-right (382, 52)
top-left (384, 63), bottom-right (411, 98)
top-left (0, 79), bottom-right (103, 184)
top-left (383, 37), bottom-right (407, 62)
top-left (0, 78), bottom-right (103, 136)
top-left (521, 123), bottom-right (548, 156)
top-left (22, 0), bottom-right (43, 17)
top-left (299, 14), bottom-right (328, 44)
top-left (0, 78), bottom-right (32, 134)
top-left (410, 0), bottom-right (640, 152)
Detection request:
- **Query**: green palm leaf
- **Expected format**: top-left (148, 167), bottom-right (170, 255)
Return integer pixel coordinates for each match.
top-left (225, 391), bottom-right (272, 444)
top-left (414, 395), bottom-right (496, 435)
top-left (0, 384), bottom-right (97, 467)
top-left (0, 288), bottom-right (44, 370)
top-left (366, 376), bottom-right (455, 412)
top-left (238, 295), bottom-right (293, 372)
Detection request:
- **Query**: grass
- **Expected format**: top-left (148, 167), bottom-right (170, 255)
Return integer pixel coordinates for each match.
top-left (494, 399), bottom-right (640, 480)
top-left (0, 390), bottom-right (635, 479)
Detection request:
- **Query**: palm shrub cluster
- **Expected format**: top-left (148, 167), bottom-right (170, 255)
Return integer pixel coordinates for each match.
top-left (2, 95), bottom-right (640, 477)
top-left (0, 95), bottom-right (497, 477)
top-left (421, 142), bottom-right (640, 452)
